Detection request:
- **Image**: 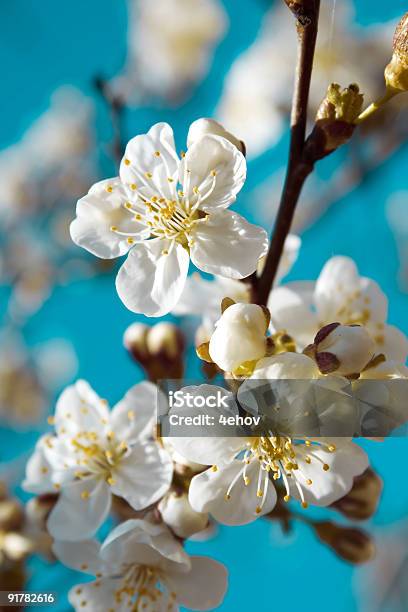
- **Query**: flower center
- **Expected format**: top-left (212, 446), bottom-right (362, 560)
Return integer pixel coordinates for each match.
top-left (70, 431), bottom-right (128, 486)
top-left (108, 152), bottom-right (219, 251)
top-left (112, 565), bottom-right (178, 611)
top-left (222, 435), bottom-right (336, 513)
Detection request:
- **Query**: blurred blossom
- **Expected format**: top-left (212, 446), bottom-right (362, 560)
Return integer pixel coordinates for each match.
top-left (216, 1), bottom-right (393, 157)
top-left (357, 521), bottom-right (408, 612)
top-left (386, 191), bottom-right (408, 291)
top-left (0, 331), bottom-right (77, 428)
top-left (112, 0), bottom-right (228, 103)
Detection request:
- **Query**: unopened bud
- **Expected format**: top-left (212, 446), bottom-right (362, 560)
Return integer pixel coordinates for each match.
top-left (331, 468), bottom-right (383, 520)
top-left (25, 495), bottom-right (57, 530)
top-left (187, 118), bottom-right (246, 154)
top-left (384, 13), bottom-right (408, 92)
top-left (123, 322), bottom-right (149, 360)
top-left (314, 521), bottom-right (375, 564)
top-left (306, 84), bottom-right (364, 158)
top-left (0, 499), bottom-right (24, 532)
top-left (307, 323), bottom-right (375, 376)
top-left (209, 303), bottom-right (269, 374)
top-left (158, 491), bottom-right (209, 539)
top-left (124, 322), bottom-right (185, 381)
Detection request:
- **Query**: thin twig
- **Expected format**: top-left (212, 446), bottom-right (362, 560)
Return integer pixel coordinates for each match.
top-left (94, 76), bottom-right (126, 166)
top-left (255, 0), bottom-right (320, 305)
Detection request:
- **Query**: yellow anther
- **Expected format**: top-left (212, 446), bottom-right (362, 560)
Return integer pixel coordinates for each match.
top-left (168, 177), bottom-right (174, 182)
top-left (127, 238), bottom-right (134, 245)
top-left (323, 464), bottom-right (330, 471)
top-left (127, 410), bottom-right (135, 421)
top-left (161, 249), bottom-right (169, 255)
top-left (107, 477), bottom-right (116, 486)
top-left (224, 494), bottom-right (231, 501)
top-left (47, 416), bottom-right (55, 425)
top-left (41, 467), bottom-right (48, 474)
top-left (130, 183), bottom-right (137, 190)
top-left (81, 490), bottom-right (90, 500)
top-left (110, 225), bottom-right (118, 232)
top-left (306, 479), bottom-right (313, 486)
top-left (257, 489), bottom-right (263, 497)
top-left (244, 477), bottom-right (250, 486)
top-left (255, 506), bottom-right (262, 514)
top-left (134, 213), bottom-right (142, 220)
top-left (154, 151), bottom-right (161, 157)
top-left (106, 185), bottom-right (113, 193)
top-left (284, 495), bottom-right (290, 502)
top-left (327, 444), bottom-right (336, 452)
top-left (301, 501), bottom-right (309, 509)
top-left (211, 169), bottom-right (217, 176)
top-left (211, 465), bottom-right (218, 472)
top-left (124, 159), bottom-right (131, 165)
top-left (54, 483), bottom-right (61, 490)
top-left (145, 172), bottom-right (153, 179)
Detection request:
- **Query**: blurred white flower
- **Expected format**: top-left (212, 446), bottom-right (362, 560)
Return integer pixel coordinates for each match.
top-left (216, 1), bottom-right (393, 157)
top-left (268, 256), bottom-right (408, 362)
top-left (23, 380), bottom-right (173, 541)
top-left (71, 121), bottom-right (268, 316)
top-left (0, 87), bottom-right (94, 226)
top-left (114, 0), bottom-right (227, 102)
top-left (173, 234), bottom-right (300, 341)
top-left (387, 190), bottom-right (408, 290)
top-left (53, 518), bottom-right (228, 611)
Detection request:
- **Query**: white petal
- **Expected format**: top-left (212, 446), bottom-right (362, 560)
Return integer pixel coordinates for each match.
top-left (22, 437), bottom-right (58, 494)
top-left (115, 239), bottom-right (190, 316)
top-left (267, 282), bottom-right (318, 348)
top-left (101, 518), bottom-right (189, 570)
top-left (68, 578), bottom-right (126, 612)
top-left (70, 178), bottom-right (148, 259)
top-left (292, 441), bottom-right (369, 506)
top-left (168, 436), bottom-right (242, 466)
top-left (110, 381), bottom-right (160, 443)
top-left (54, 380), bottom-right (109, 438)
top-left (169, 556), bottom-right (228, 610)
top-left (47, 478), bottom-right (111, 541)
top-left (187, 118), bottom-right (244, 152)
top-left (180, 134), bottom-right (246, 211)
top-left (120, 123), bottom-right (179, 201)
top-left (189, 461), bottom-right (277, 525)
top-left (251, 352), bottom-right (320, 380)
top-left (111, 442), bottom-right (173, 510)
top-left (52, 540), bottom-right (102, 575)
top-left (190, 210), bottom-right (268, 279)
top-left (370, 323), bottom-right (408, 363)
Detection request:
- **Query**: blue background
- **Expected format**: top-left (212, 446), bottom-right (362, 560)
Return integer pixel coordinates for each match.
top-left (1, 0), bottom-right (407, 610)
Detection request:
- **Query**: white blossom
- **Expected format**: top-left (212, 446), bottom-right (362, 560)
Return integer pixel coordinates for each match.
top-left (71, 121), bottom-right (268, 316)
top-left (311, 323), bottom-right (375, 376)
top-left (268, 256), bottom-right (408, 362)
top-left (53, 518), bottom-right (228, 611)
top-left (158, 491), bottom-right (209, 539)
top-left (23, 380), bottom-right (173, 541)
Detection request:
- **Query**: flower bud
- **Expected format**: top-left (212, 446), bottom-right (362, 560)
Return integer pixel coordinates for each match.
top-left (308, 323), bottom-right (375, 376)
top-left (314, 521), bottom-right (375, 564)
top-left (331, 468), bottom-right (383, 520)
top-left (187, 118), bottom-right (245, 154)
top-left (158, 491), bottom-right (209, 539)
top-left (209, 303), bottom-right (269, 373)
top-left (123, 322), bottom-right (149, 360)
top-left (305, 84), bottom-right (364, 159)
top-left (0, 499), bottom-right (24, 532)
top-left (384, 13), bottom-right (408, 92)
top-left (124, 322), bottom-right (185, 381)
top-left (25, 495), bottom-right (57, 530)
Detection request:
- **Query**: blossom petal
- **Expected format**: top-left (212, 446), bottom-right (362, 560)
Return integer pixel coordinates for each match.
top-left (292, 441), bottom-right (369, 506)
top-left (110, 381), bottom-right (161, 443)
top-left (267, 282), bottom-right (318, 348)
top-left (168, 436), bottom-right (243, 467)
top-left (47, 478), bottom-right (111, 541)
top-left (189, 461), bottom-right (277, 525)
top-left (68, 578), bottom-right (126, 612)
top-left (371, 323), bottom-right (408, 363)
top-left (120, 123), bottom-right (179, 201)
top-left (111, 442), bottom-right (173, 510)
top-left (70, 178), bottom-right (148, 259)
top-left (54, 380), bottom-right (109, 438)
top-left (115, 239), bottom-right (189, 316)
top-left (180, 134), bottom-right (246, 211)
top-left (52, 540), bottom-right (102, 575)
top-left (169, 556), bottom-right (228, 610)
top-left (190, 210), bottom-right (268, 279)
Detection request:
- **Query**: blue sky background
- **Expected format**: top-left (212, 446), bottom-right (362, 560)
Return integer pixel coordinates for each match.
top-left (1, 0), bottom-right (408, 610)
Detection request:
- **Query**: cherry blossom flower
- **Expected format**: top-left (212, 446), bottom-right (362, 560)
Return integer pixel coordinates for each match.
top-left (23, 380), bottom-right (173, 541)
top-left (169, 362), bottom-right (368, 526)
top-left (268, 256), bottom-right (408, 362)
top-left (71, 122), bottom-right (268, 316)
top-left (53, 518), bottom-right (228, 611)
top-left (173, 234), bottom-right (300, 340)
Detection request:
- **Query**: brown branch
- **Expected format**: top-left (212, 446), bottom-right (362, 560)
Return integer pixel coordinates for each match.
top-left (94, 76), bottom-right (126, 166)
top-left (255, 0), bottom-right (320, 305)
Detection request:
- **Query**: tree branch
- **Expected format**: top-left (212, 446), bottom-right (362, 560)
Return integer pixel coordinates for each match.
top-left (255, 0), bottom-right (320, 305)
top-left (94, 76), bottom-right (126, 166)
